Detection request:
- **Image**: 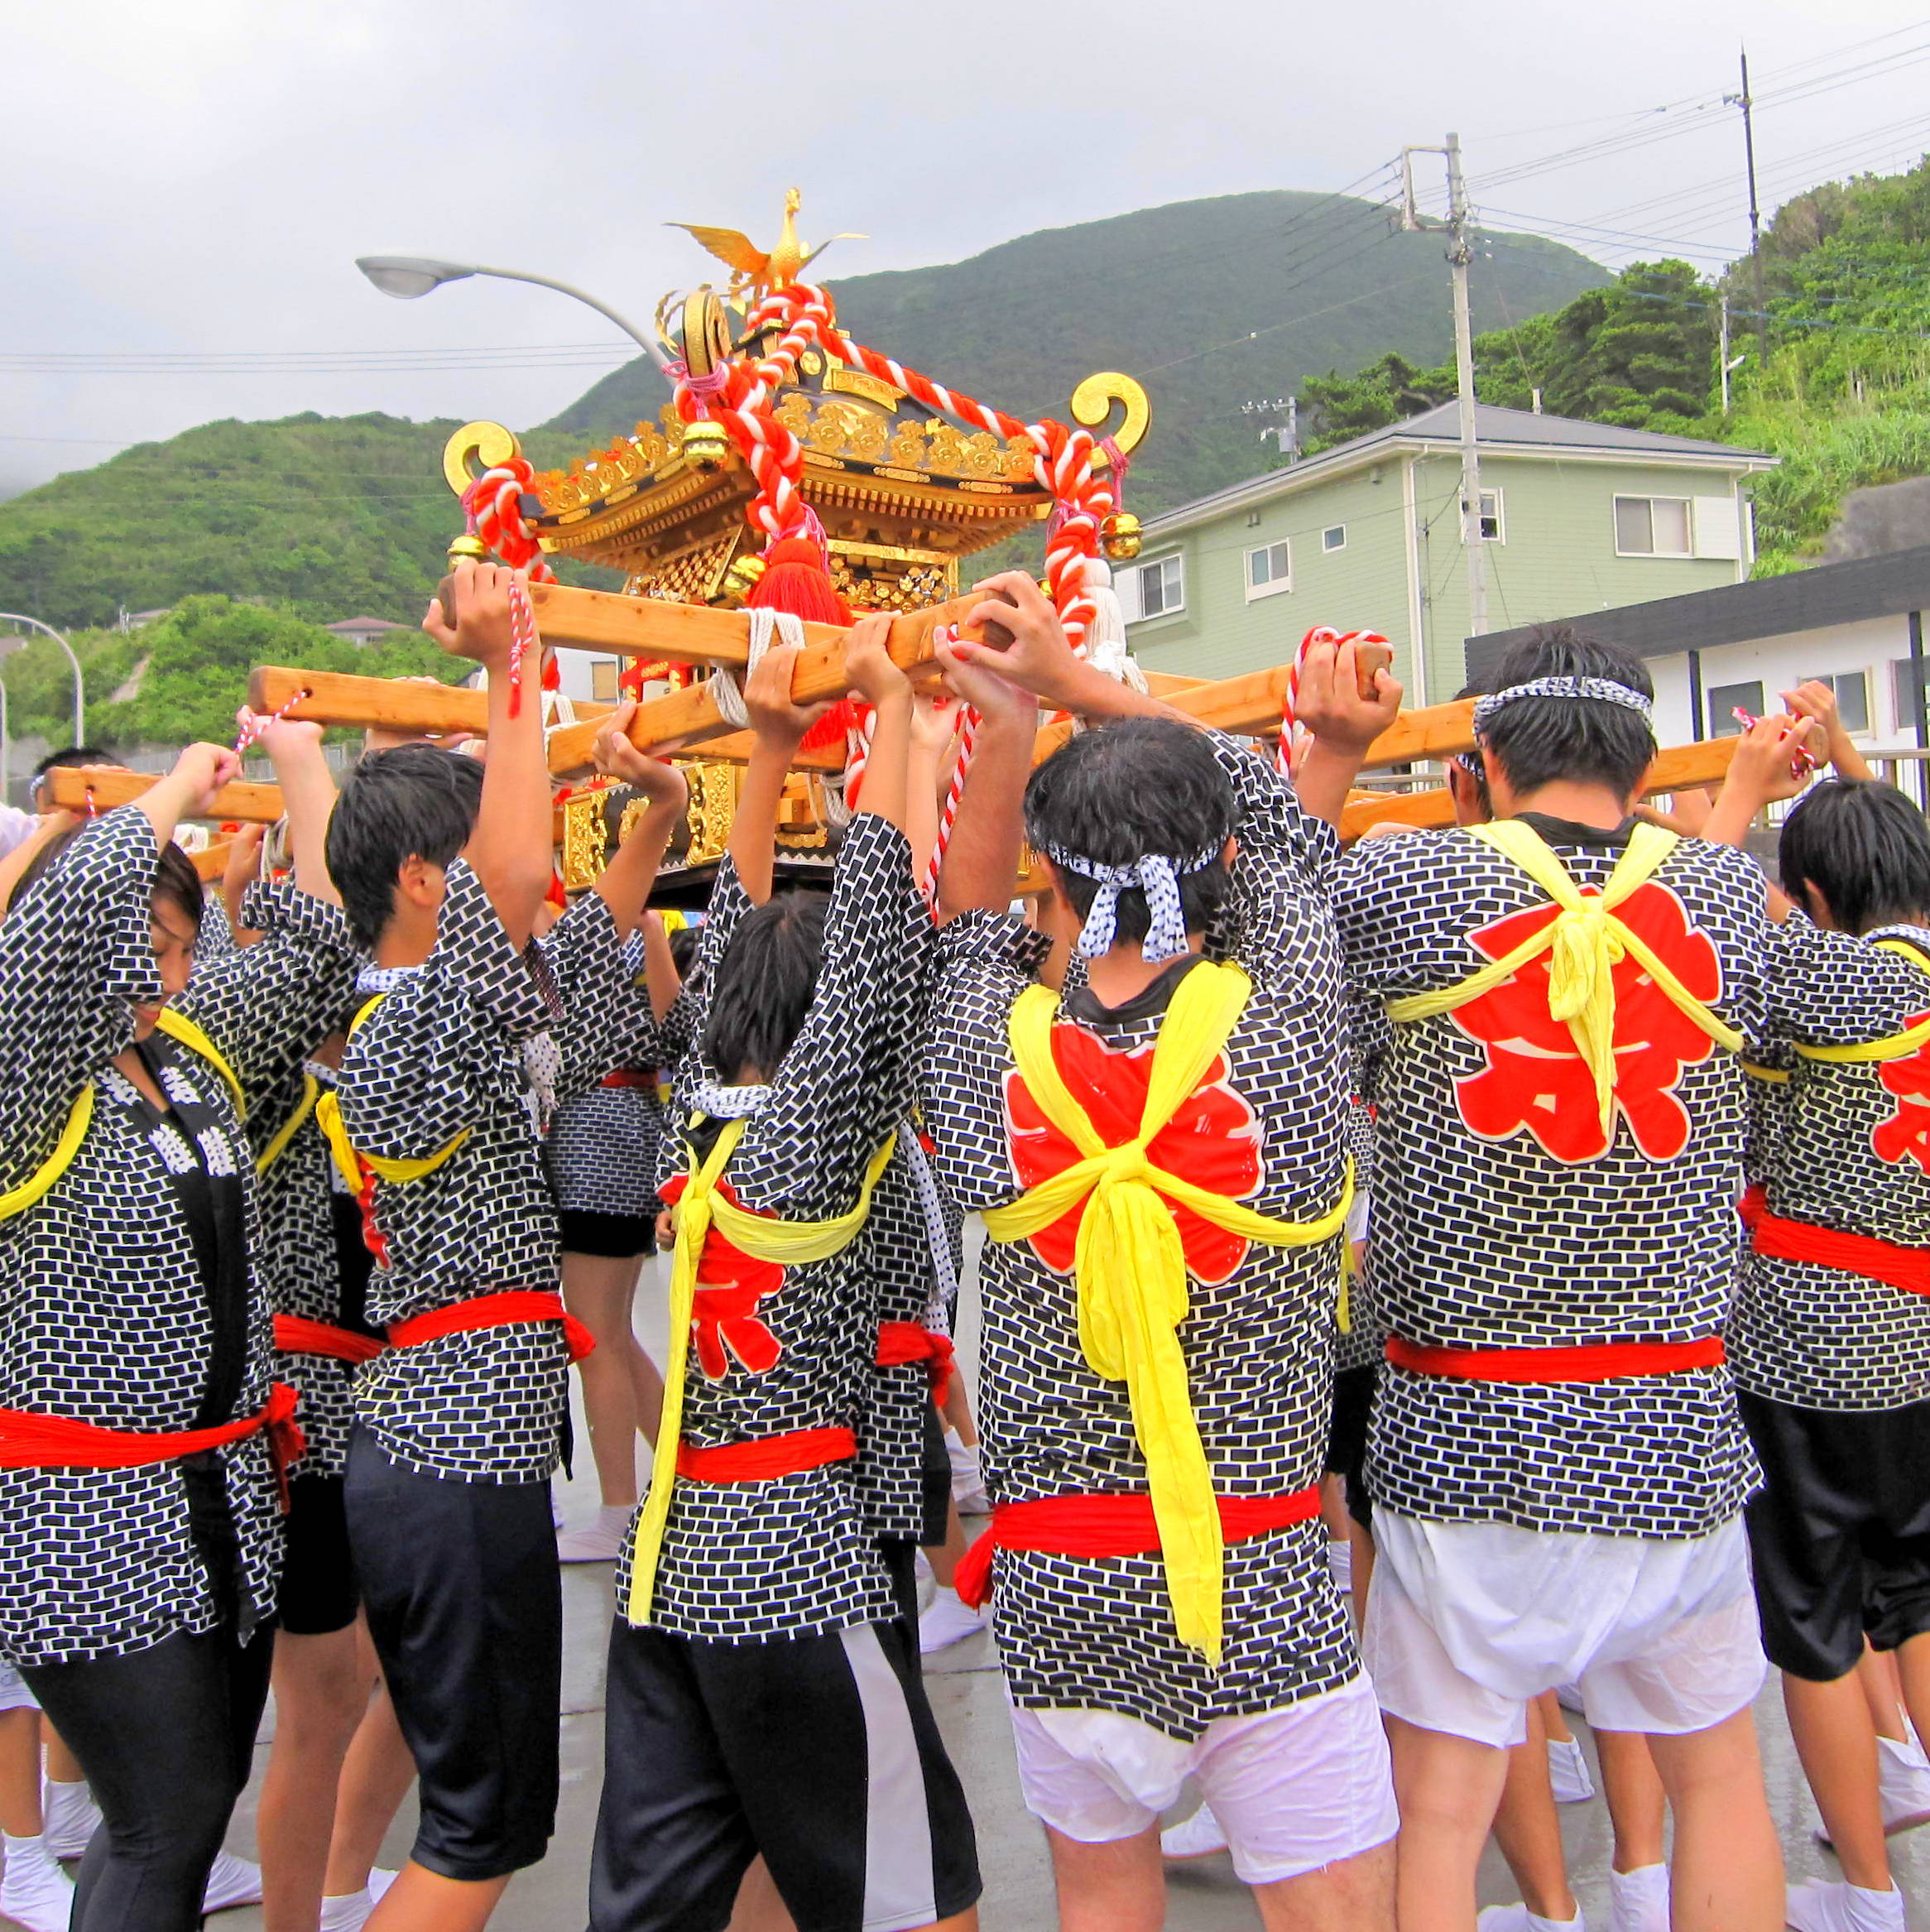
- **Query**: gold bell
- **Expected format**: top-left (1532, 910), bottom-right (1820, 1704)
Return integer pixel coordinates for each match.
top-left (718, 553), bottom-right (767, 603)
top-left (446, 531), bottom-right (490, 566)
top-left (1103, 512), bottom-right (1143, 560)
top-left (680, 418), bottom-right (731, 470)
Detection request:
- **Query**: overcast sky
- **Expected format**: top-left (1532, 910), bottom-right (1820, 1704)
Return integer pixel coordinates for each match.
top-left (6, 0), bottom-right (1928, 497)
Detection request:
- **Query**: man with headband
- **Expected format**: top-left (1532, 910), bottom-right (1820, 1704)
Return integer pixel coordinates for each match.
top-left (1329, 624), bottom-right (1783, 1932)
top-left (916, 572), bottom-right (1403, 1930)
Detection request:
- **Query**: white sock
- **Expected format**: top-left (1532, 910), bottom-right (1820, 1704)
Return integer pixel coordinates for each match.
top-left (319, 1890), bottom-right (373, 1932)
top-left (596, 1502), bottom-right (632, 1531)
top-left (1609, 1862), bottom-right (1668, 1932)
top-left (2, 1832), bottom-right (53, 1865)
top-left (930, 1584), bottom-right (961, 1608)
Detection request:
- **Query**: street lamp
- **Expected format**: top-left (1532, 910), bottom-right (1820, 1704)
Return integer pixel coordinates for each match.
top-left (353, 257), bottom-right (670, 370)
top-left (0, 613), bottom-right (84, 750)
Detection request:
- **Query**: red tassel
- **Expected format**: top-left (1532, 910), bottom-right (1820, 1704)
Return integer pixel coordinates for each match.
top-left (747, 536), bottom-right (854, 750)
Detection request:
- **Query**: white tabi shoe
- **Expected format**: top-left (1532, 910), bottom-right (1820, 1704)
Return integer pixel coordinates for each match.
top-left (557, 1504), bottom-right (631, 1564)
top-left (1159, 1803), bottom-right (1228, 1859)
top-left (40, 1775), bottom-right (100, 1860)
top-left (945, 1431), bottom-right (991, 1516)
top-left (1548, 1733), bottom-right (1596, 1804)
top-left (918, 1586), bottom-right (987, 1654)
top-left (0, 1834), bottom-right (76, 1932)
top-left (1476, 1906), bottom-right (1585, 1932)
top-left (202, 1848), bottom-right (264, 1912)
top-left (1785, 1877), bottom-right (1905, 1932)
top-left (1607, 1862), bottom-right (1669, 1932)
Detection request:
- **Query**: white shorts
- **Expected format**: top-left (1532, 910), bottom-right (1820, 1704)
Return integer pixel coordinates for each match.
top-left (1007, 1674), bottom-right (1398, 1886)
top-left (0, 1656), bottom-right (37, 1714)
top-left (1362, 1509), bottom-right (1766, 1749)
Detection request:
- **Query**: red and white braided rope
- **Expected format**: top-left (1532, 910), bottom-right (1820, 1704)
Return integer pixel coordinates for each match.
top-left (922, 699), bottom-right (980, 900)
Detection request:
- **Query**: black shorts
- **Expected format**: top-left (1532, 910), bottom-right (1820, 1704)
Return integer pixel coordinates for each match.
top-left (1325, 1362), bottom-right (1376, 1526)
top-left (918, 1396), bottom-right (952, 1550)
top-left (344, 1429), bottom-right (561, 1880)
top-left (559, 1209), bottom-right (657, 1259)
top-left (590, 1616), bottom-right (981, 1932)
top-left (1739, 1387), bottom-right (1930, 1681)
top-left (280, 1473), bottom-right (359, 1636)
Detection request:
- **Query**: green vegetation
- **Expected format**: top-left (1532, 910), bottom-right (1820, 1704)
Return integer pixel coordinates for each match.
top-left (1299, 155), bottom-right (1930, 574)
top-left (0, 415), bottom-right (615, 635)
top-left (2, 596), bottom-right (471, 752)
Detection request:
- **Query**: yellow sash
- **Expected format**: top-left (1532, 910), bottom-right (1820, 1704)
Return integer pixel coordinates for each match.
top-left (1385, 819), bottom-right (1743, 1134)
top-left (312, 993), bottom-right (470, 1189)
top-left (255, 1074), bottom-right (319, 1176)
top-left (1794, 940), bottom-right (1930, 1065)
top-left (625, 1118), bottom-right (898, 1627)
top-left (980, 960), bottom-right (1353, 1664)
top-left (0, 1012), bottom-right (247, 1222)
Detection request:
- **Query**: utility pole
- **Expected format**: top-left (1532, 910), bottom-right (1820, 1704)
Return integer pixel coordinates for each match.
top-left (1717, 296), bottom-right (1748, 413)
top-left (1731, 48), bottom-right (1769, 358)
top-left (1402, 135), bottom-right (1488, 638)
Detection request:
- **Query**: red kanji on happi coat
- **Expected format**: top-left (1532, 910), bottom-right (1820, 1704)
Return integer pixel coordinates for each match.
top-left (1003, 1024), bottom-right (1264, 1283)
top-left (1874, 1028), bottom-right (1930, 1173)
top-left (660, 1171), bottom-right (783, 1377)
top-left (1448, 882), bottom-right (1725, 1164)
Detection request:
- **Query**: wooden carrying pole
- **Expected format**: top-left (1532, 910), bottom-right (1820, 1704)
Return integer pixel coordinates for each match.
top-left (42, 767), bottom-right (287, 824)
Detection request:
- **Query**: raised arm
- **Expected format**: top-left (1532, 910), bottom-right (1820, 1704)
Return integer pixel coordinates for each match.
top-left (728, 642), bottom-right (833, 907)
top-left (1290, 633), bottom-right (1404, 827)
top-left (931, 637), bottom-right (1035, 921)
top-left (640, 912), bottom-right (679, 1022)
top-left (1700, 711), bottom-right (1807, 920)
top-left (422, 562), bottom-right (551, 949)
top-left (242, 709), bottom-right (341, 905)
top-left (585, 703), bottom-right (690, 935)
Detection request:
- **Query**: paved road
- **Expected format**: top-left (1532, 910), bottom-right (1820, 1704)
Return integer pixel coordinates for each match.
top-left (116, 1245), bottom-right (1930, 1926)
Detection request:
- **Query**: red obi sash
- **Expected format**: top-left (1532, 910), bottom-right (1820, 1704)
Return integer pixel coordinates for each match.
top-left (675, 1425), bottom-right (857, 1483)
top-left (1738, 1183), bottom-right (1930, 1297)
top-left (273, 1314), bottom-right (385, 1366)
top-left (386, 1290), bottom-right (595, 1363)
top-left (1385, 1334), bottom-right (1726, 1382)
top-left (954, 1487), bottom-right (1323, 1611)
top-left (876, 1322), bottom-right (957, 1406)
top-left (599, 1070), bottom-right (655, 1091)
top-left (0, 1382), bottom-right (306, 1506)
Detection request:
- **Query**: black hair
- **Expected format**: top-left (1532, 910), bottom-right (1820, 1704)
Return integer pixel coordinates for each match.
top-left (32, 747), bottom-right (114, 780)
top-left (668, 923), bottom-right (701, 980)
top-left (702, 892), bottom-right (827, 1080)
top-left (1023, 718), bottom-right (1236, 945)
top-left (1779, 779), bottom-right (1930, 936)
top-left (325, 746), bottom-right (485, 949)
top-left (6, 824), bottom-right (203, 930)
top-left (1477, 625), bottom-right (1656, 800)
top-left (1452, 677), bottom-right (1492, 808)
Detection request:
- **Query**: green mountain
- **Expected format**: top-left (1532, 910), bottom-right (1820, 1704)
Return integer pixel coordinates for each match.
top-left (0, 192), bottom-right (1608, 634)
top-left (549, 190), bottom-right (1608, 517)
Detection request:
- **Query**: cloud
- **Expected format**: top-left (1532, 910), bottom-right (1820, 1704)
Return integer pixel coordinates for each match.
top-left (7, 0), bottom-right (1927, 495)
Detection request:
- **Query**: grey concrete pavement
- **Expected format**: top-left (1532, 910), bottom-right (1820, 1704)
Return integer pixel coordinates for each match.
top-left (47, 1241), bottom-right (1930, 1929)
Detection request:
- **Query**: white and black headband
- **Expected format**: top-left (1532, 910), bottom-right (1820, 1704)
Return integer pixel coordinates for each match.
top-left (1472, 675), bottom-right (1654, 733)
top-left (1042, 841), bottom-right (1222, 964)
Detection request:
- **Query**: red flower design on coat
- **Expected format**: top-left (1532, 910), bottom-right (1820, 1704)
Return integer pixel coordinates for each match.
top-left (660, 1171), bottom-right (783, 1378)
top-left (1873, 1028), bottom-right (1930, 1172)
top-left (1447, 882), bottom-right (1723, 1164)
top-left (1002, 1021), bottom-right (1264, 1282)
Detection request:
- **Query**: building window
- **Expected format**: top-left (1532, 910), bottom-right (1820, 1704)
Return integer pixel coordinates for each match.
top-left (1801, 670), bottom-right (1869, 733)
top-left (1892, 657), bottom-right (1930, 732)
top-left (1135, 554), bottom-right (1185, 619)
top-left (1614, 495), bottom-right (1692, 556)
top-left (1477, 488), bottom-right (1505, 542)
top-left (1245, 540), bottom-right (1292, 600)
top-left (591, 660), bottom-right (621, 704)
top-left (1709, 680), bottom-right (1765, 734)
top-left (1323, 525), bottom-right (1347, 552)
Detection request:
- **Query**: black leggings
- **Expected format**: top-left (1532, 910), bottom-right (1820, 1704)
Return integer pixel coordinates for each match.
top-left (22, 1623), bottom-right (274, 1932)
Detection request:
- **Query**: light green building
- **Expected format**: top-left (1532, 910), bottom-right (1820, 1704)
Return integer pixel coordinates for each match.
top-left (1119, 403), bottom-right (1778, 707)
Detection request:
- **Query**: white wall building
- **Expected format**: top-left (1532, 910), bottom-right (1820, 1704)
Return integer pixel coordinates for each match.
top-left (1463, 546), bottom-right (1930, 761)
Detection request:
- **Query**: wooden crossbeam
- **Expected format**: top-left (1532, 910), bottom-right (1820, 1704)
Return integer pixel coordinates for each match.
top-left (192, 841), bottom-right (233, 882)
top-left (43, 767), bottom-right (286, 824)
top-left (247, 667), bottom-right (844, 773)
top-left (545, 591), bottom-right (989, 773)
top-left (1337, 734), bottom-right (1742, 842)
